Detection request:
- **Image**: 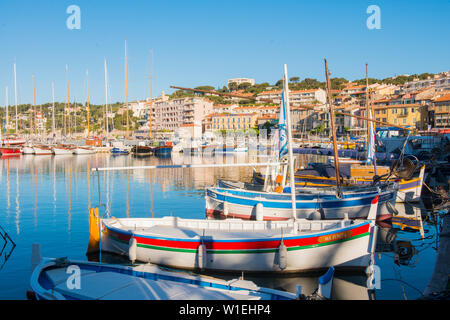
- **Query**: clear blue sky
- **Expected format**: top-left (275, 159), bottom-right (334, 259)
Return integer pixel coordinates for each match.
top-left (0, 0), bottom-right (449, 106)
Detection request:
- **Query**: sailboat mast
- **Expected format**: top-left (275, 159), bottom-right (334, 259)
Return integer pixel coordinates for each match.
top-left (104, 59), bottom-right (109, 138)
top-left (149, 48), bottom-right (153, 139)
top-left (66, 65), bottom-right (71, 137)
top-left (52, 81), bottom-right (55, 138)
top-left (283, 64), bottom-right (297, 220)
top-left (365, 63), bottom-right (371, 148)
top-left (324, 59), bottom-right (342, 194)
top-left (5, 86), bottom-right (9, 136)
top-left (33, 75), bottom-right (37, 136)
top-left (14, 63), bottom-right (18, 133)
top-left (86, 70), bottom-right (90, 138)
top-left (125, 39), bottom-right (129, 139)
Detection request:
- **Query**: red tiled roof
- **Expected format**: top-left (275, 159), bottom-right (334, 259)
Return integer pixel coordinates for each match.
top-left (434, 93), bottom-right (450, 102)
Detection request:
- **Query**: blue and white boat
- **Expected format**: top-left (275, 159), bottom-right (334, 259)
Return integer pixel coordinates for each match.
top-left (30, 240), bottom-right (332, 300)
top-left (205, 183), bottom-right (397, 221)
top-left (110, 147), bottom-right (130, 155)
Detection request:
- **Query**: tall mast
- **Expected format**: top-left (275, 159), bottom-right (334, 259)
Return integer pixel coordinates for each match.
top-left (365, 63), bottom-right (370, 149)
top-left (324, 59), bottom-right (342, 196)
top-left (14, 63), bottom-right (18, 133)
top-left (283, 64), bottom-right (297, 220)
top-left (86, 70), bottom-right (90, 138)
top-left (149, 48), bottom-right (153, 139)
top-left (66, 65), bottom-right (71, 137)
top-left (5, 86), bottom-right (8, 136)
top-left (104, 59), bottom-right (109, 138)
top-left (33, 75), bottom-right (37, 136)
top-left (52, 81), bottom-right (55, 138)
top-left (125, 39), bottom-right (129, 138)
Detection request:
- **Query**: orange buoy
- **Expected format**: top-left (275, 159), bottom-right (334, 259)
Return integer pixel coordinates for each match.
top-left (275, 186), bottom-right (284, 193)
top-left (87, 207), bottom-right (100, 254)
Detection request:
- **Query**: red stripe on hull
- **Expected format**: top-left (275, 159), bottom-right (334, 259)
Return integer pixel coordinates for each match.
top-left (110, 220), bottom-right (371, 251)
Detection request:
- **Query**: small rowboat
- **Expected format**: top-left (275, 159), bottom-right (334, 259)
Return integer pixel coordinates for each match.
top-left (92, 197), bottom-right (379, 274)
top-left (29, 245), bottom-right (313, 300)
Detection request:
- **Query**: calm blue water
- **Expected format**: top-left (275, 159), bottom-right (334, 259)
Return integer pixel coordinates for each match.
top-left (0, 152), bottom-right (441, 300)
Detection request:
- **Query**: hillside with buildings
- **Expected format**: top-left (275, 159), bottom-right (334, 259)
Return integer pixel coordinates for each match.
top-left (1, 71), bottom-right (449, 138)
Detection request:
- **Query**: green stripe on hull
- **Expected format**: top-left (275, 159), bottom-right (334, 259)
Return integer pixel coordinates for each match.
top-left (120, 232), bottom-right (371, 255)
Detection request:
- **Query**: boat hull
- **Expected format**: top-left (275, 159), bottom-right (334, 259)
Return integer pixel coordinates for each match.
top-left (0, 147), bottom-right (22, 155)
top-left (22, 146), bottom-right (35, 154)
top-left (33, 147), bottom-right (53, 155)
top-left (205, 187), bottom-right (396, 221)
top-left (52, 147), bottom-right (74, 155)
top-left (100, 217), bottom-right (376, 273)
top-left (73, 147), bottom-right (95, 154)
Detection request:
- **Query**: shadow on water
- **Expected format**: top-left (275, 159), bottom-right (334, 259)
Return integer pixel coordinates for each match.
top-left (0, 225), bottom-right (16, 271)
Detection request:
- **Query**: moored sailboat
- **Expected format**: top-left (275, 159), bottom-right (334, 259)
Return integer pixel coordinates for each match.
top-left (90, 196), bottom-right (379, 273)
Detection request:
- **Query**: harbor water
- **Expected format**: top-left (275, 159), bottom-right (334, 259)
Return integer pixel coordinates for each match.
top-left (0, 152), bottom-right (442, 300)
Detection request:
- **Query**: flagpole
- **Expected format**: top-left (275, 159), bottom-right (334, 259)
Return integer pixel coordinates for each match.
top-left (283, 64), bottom-right (297, 221)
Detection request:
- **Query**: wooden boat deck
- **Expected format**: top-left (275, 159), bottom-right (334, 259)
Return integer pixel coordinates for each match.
top-left (105, 217), bottom-right (355, 239)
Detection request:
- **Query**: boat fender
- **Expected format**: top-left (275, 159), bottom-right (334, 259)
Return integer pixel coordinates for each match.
top-left (128, 236), bottom-right (137, 264)
top-left (278, 240), bottom-right (287, 270)
top-left (255, 203), bottom-right (264, 221)
top-left (274, 186), bottom-right (283, 194)
top-left (197, 243), bottom-right (207, 270)
top-left (87, 207), bottom-right (100, 254)
top-left (223, 201), bottom-right (229, 217)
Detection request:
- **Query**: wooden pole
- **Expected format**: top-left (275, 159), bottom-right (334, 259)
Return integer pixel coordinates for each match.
top-left (86, 70), bottom-right (90, 138)
top-left (66, 65), bottom-right (71, 137)
top-left (149, 48), bottom-right (153, 139)
top-left (14, 63), bottom-right (18, 133)
top-left (324, 59), bottom-right (342, 194)
top-left (283, 64), bottom-right (297, 220)
top-left (33, 75), bottom-right (37, 136)
top-left (125, 40), bottom-right (129, 138)
top-left (365, 64), bottom-right (371, 144)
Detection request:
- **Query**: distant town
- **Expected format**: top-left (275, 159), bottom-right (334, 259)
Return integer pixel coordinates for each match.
top-left (1, 71), bottom-right (449, 140)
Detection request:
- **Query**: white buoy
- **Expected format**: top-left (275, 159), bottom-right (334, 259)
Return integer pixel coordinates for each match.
top-left (197, 243), bottom-right (207, 270)
top-left (278, 240), bottom-right (287, 270)
top-left (223, 201), bottom-right (229, 217)
top-left (128, 236), bottom-right (137, 263)
top-left (255, 203), bottom-right (264, 221)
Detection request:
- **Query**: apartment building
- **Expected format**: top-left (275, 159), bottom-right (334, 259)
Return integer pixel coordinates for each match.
top-left (151, 97), bottom-right (213, 132)
top-left (211, 113), bottom-right (258, 131)
top-left (432, 93), bottom-right (450, 128)
top-left (403, 72), bottom-right (450, 93)
top-left (256, 89), bottom-right (327, 105)
top-left (227, 78), bottom-right (255, 87)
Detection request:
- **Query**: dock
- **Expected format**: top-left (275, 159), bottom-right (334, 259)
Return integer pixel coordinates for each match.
top-left (423, 211), bottom-right (450, 297)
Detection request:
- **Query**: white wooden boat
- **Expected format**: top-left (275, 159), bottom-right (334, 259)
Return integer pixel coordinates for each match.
top-left (73, 146), bottom-right (95, 154)
top-left (92, 196), bottom-right (379, 273)
top-left (33, 145), bottom-right (53, 155)
top-left (52, 144), bottom-right (75, 155)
